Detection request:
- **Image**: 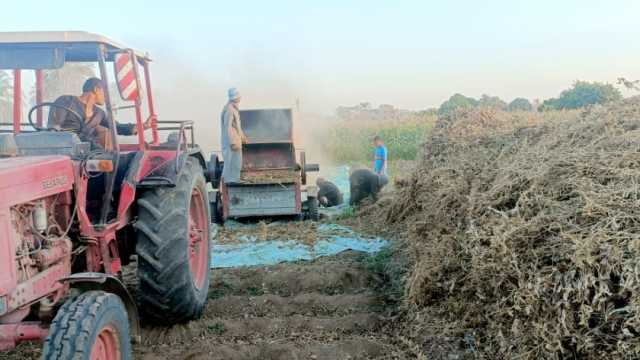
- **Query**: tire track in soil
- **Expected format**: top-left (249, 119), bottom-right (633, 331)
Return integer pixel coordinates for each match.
top-left (1, 240), bottom-right (405, 360)
top-left (136, 251), bottom-right (404, 360)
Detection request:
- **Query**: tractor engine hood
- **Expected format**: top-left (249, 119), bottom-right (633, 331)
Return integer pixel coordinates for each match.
top-left (0, 156), bottom-right (74, 207)
top-left (0, 155), bottom-right (74, 299)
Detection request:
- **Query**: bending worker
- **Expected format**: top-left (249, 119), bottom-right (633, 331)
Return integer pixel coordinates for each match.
top-left (220, 87), bottom-right (248, 184)
top-left (316, 177), bottom-right (343, 207)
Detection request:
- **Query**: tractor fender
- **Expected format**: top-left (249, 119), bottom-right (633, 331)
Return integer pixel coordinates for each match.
top-left (59, 272), bottom-right (141, 344)
top-left (187, 147), bottom-right (207, 171)
top-left (134, 151), bottom-right (208, 189)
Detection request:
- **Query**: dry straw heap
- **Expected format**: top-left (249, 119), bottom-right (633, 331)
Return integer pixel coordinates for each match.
top-left (385, 99), bottom-right (640, 358)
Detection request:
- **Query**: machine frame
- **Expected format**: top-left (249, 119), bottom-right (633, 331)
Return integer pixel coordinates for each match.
top-left (212, 108), bottom-right (319, 221)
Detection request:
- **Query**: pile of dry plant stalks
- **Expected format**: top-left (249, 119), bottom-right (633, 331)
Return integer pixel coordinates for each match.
top-left (217, 221), bottom-right (319, 245)
top-left (240, 169), bottom-right (298, 184)
top-left (216, 221), bottom-right (359, 246)
top-left (384, 100), bottom-right (640, 358)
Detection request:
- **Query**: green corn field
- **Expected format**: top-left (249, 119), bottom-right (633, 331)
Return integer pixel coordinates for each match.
top-left (321, 116), bottom-right (436, 163)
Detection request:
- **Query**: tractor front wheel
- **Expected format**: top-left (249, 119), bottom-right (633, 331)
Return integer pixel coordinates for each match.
top-left (42, 291), bottom-right (131, 360)
top-left (135, 157), bottom-right (211, 324)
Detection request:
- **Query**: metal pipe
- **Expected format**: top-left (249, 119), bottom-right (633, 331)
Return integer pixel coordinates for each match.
top-left (156, 120), bottom-right (194, 124)
top-left (98, 44), bottom-right (120, 226)
top-left (12, 70), bottom-right (21, 134)
top-left (35, 70), bottom-right (44, 127)
top-left (175, 121), bottom-right (188, 173)
top-left (113, 104), bottom-right (136, 111)
top-left (128, 51), bottom-right (145, 151)
top-left (143, 61), bottom-right (159, 145)
top-left (0, 323), bottom-right (48, 350)
top-left (157, 126), bottom-right (193, 131)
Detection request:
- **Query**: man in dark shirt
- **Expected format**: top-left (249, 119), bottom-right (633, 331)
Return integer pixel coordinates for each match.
top-left (48, 77), bottom-right (149, 150)
top-left (349, 168), bottom-right (388, 206)
top-left (316, 177), bottom-right (344, 207)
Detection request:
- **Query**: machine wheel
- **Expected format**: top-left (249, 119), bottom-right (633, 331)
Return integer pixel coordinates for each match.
top-left (42, 291), bottom-right (132, 360)
top-left (135, 157), bottom-right (211, 324)
top-left (306, 196), bottom-right (320, 221)
top-left (207, 154), bottom-right (222, 189)
top-left (211, 191), bottom-right (224, 224)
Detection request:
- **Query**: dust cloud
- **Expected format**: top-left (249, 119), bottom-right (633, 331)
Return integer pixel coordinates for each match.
top-left (148, 56), bottom-right (338, 177)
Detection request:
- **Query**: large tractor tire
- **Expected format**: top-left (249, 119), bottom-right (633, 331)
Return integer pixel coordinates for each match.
top-left (135, 157), bottom-right (211, 324)
top-left (42, 291), bottom-right (132, 360)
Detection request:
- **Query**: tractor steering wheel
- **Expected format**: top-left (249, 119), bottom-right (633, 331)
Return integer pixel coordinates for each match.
top-left (28, 102), bottom-right (84, 132)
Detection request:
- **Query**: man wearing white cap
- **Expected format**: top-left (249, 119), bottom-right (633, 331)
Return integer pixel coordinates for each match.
top-left (220, 88), bottom-right (247, 184)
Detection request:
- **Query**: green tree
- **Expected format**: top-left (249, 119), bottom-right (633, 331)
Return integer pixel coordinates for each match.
top-left (438, 93), bottom-right (478, 116)
top-left (541, 81), bottom-right (622, 110)
top-left (478, 94), bottom-right (507, 110)
top-left (507, 97), bottom-right (533, 111)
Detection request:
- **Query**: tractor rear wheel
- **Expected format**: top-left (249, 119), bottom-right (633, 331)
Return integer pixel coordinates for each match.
top-left (42, 291), bottom-right (131, 360)
top-left (135, 157), bottom-right (211, 324)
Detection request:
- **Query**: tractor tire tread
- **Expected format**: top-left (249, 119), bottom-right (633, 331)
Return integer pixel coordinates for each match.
top-left (135, 157), bottom-right (210, 324)
top-left (42, 291), bottom-right (131, 360)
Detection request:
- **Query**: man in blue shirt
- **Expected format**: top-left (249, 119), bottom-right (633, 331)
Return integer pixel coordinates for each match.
top-left (373, 135), bottom-right (388, 175)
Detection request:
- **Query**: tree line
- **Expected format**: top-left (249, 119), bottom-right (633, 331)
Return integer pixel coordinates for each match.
top-left (438, 80), bottom-right (624, 116)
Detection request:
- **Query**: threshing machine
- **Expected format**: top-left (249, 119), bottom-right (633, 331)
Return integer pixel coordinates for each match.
top-left (210, 108), bottom-right (320, 222)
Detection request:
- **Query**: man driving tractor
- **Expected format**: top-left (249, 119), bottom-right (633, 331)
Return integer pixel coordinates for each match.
top-left (48, 77), bottom-right (151, 150)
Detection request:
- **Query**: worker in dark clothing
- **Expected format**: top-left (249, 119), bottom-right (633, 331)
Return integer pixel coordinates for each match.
top-left (349, 168), bottom-right (389, 206)
top-left (48, 77), bottom-right (151, 150)
top-left (316, 177), bottom-right (343, 207)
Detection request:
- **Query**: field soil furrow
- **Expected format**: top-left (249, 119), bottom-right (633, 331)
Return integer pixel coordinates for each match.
top-left (138, 337), bottom-right (390, 360)
top-left (204, 292), bottom-right (382, 317)
top-left (210, 256), bottom-right (380, 297)
top-left (133, 250), bottom-right (402, 359)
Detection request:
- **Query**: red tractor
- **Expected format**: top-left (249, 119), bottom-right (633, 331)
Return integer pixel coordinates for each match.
top-left (0, 32), bottom-right (212, 359)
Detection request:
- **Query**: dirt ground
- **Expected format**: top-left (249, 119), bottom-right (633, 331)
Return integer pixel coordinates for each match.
top-left (3, 245), bottom-right (407, 360)
top-left (136, 251), bottom-right (406, 360)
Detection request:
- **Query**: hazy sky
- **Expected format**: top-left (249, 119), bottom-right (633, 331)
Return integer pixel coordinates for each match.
top-left (4, 0), bottom-right (639, 115)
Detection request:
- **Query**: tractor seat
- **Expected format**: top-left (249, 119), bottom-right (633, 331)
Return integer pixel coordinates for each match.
top-left (14, 132), bottom-right (90, 158)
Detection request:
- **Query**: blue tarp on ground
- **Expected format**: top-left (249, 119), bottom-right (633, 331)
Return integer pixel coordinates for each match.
top-left (210, 165), bottom-right (387, 268)
top-left (210, 223), bottom-right (387, 268)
